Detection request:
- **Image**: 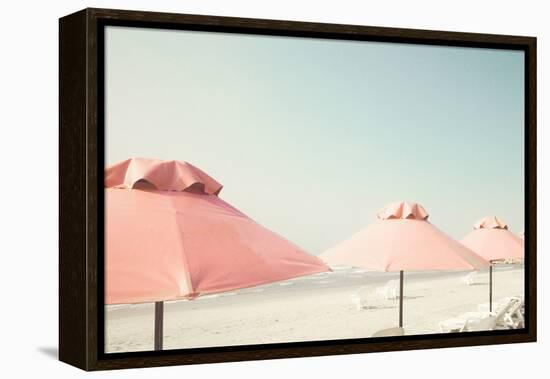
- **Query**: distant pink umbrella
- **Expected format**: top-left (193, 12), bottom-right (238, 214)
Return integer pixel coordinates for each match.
top-left (321, 201), bottom-right (489, 328)
top-left (460, 216), bottom-right (524, 311)
top-left (106, 158), bottom-right (330, 350)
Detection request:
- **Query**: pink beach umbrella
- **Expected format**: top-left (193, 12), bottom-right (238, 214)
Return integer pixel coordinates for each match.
top-left (106, 158), bottom-right (330, 350)
top-left (460, 216), bottom-right (524, 311)
top-left (321, 201), bottom-right (489, 329)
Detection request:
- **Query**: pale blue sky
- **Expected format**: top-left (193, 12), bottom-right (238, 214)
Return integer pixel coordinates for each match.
top-left (105, 26), bottom-right (524, 255)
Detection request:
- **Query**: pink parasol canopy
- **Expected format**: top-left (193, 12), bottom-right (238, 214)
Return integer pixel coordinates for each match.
top-left (460, 216), bottom-right (524, 312)
top-left (106, 158), bottom-right (329, 305)
top-left (106, 157), bottom-right (223, 195)
top-left (460, 216), bottom-right (524, 262)
top-left (321, 201), bottom-right (489, 272)
top-left (321, 201), bottom-right (489, 329)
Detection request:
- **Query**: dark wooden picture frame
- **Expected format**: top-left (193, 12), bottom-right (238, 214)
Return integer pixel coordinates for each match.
top-left (59, 7), bottom-right (537, 371)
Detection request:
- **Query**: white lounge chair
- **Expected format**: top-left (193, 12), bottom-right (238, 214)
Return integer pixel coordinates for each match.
top-left (439, 298), bottom-right (520, 333)
top-left (375, 280), bottom-right (399, 300)
top-left (462, 315), bottom-right (498, 331)
top-left (349, 286), bottom-right (370, 311)
top-left (477, 296), bottom-right (522, 313)
top-left (466, 300), bottom-right (519, 331)
top-left (501, 299), bottom-right (525, 328)
top-left (440, 312), bottom-right (486, 333)
top-left (349, 292), bottom-right (362, 311)
top-left (461, 271), bottom-right (481, 286)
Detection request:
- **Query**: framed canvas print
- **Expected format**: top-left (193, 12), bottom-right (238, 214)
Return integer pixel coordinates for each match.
top-left (59, 8), bottom-right (537, 371)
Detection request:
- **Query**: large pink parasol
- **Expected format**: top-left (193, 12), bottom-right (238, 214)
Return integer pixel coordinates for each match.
top-left (106, 158), bottom-right (329, 349)
top-left (460, 216), bottom-right (524, 262)
top-left (460, 216), bottom-right (524, 311)
top-left (321, 201), bottom-right (489, 328)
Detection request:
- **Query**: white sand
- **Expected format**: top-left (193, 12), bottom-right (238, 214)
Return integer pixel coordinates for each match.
top-left (105, 265), bottom-right (524, 353)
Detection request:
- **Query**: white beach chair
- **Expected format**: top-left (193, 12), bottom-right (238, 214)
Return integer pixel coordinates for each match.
top-left (375, 280), bottom-right (399, 300)
top-left (461, 271), bottom-right (481, 286)
top-left (468, 299), bottom-right (520, 331)
top-left (349, 286), bottom-right (370, 311)
top-left (439, 298), bottom-right (520, 333)
top-left (477, 296), bottom-right (521, 313)
top-left (439, 313), bottom-right (484, 333)
top-left (349, 292), bottom-right (362, 311)
top-left (462, 315), bottom-right (498, 332)
top-left (371, 327), bottom-right (405, 337)
top-left (501, 299), bottom-right (525, 328)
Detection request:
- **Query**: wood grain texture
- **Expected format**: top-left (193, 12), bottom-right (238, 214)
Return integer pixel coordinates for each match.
top-left (58, 8), bottom-right (537, 371)
top-left (59, 9), bottom-right (88, 370)
top-left (92, 331), bottom-right (533, 371)
top-left (525, 38), bottom-right (537, 341)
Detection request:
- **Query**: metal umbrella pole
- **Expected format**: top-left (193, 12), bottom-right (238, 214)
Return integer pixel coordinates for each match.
top-left (154, 301), bottom-right (164, 350)
top-left (489, 265), bottom-right (493, 312)
top-left (399, 270), bottom-right (404, 328)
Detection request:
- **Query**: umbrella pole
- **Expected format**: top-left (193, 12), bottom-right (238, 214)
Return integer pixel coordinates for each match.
top-left (399, 270), bottom-right (404, 328)
top-left (154, 301), bottom-right (164, 351)
top-left (489, 265), bottom-right (493, 313)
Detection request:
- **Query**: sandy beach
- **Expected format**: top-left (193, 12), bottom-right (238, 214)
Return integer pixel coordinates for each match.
top-left (105, 264), bottom-right (524, 353)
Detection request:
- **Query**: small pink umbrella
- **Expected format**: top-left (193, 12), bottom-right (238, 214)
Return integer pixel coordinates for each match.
top-left (321, 201), bottom-right (489, 328)
top-left (460, 216), bottom-right (524, 311)
top-left (106, 158), bottom-right (330, 349)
